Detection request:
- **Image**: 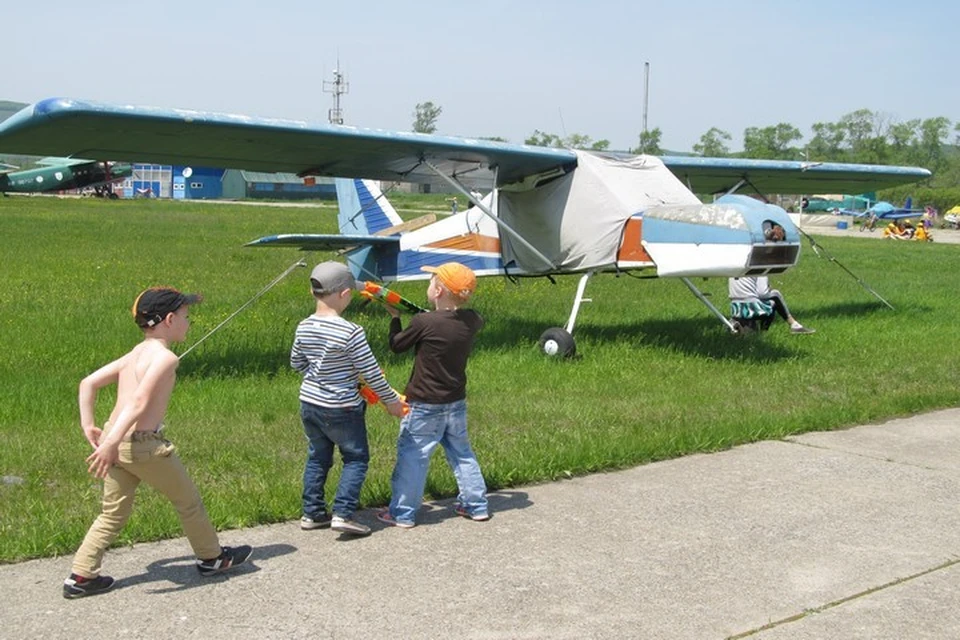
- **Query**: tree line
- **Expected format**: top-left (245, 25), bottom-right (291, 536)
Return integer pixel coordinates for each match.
top-left (412, 102), bottom-right (959, 196)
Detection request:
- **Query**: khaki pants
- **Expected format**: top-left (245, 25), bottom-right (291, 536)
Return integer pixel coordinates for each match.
top-left (71, 426), bottom-right (221, 578)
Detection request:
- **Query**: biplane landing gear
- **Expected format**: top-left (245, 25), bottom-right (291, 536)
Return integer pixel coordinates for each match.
top-left (539, 327), bottom-right (576, 357)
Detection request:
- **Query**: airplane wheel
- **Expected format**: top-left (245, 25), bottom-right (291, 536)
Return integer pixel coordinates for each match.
top-left (539, 327), bottom-right (576, 358)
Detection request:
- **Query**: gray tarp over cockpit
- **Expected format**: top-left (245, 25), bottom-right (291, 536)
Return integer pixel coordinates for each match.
top-left (496, 150), bottom-right (700, 274)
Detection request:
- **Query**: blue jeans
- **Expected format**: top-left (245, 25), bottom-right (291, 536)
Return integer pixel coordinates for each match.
top-left (300, 401), bottom-right (369, 519)
top-left (388, 399), bottom-right (487, 525)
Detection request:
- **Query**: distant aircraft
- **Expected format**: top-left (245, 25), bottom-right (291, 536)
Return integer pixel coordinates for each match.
top-left (0, 157), bottom-right (133, 197)
top-left (802, 194), bottom-right (872, 213)
top-left (840, 197), bottom-right (925, 232)
top-left (0, 98), bottom-right (932, 355)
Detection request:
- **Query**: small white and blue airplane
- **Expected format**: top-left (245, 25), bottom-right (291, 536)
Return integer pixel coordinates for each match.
top-left (0, 98), bottom-right (931, 355)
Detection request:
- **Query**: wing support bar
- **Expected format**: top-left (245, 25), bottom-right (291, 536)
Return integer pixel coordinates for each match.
top-left (681, 277), bottom-right (740, 333)
top-left (423, 159), bottom-right (556, 271)
top-left (721, 178), bottom-right (748, 198)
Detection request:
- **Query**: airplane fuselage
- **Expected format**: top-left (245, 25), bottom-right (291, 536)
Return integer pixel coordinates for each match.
top-left (0, 162), bottom-right (133, 194)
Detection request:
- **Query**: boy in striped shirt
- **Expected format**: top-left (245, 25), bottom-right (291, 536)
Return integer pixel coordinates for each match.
top-left (291, 262), bottom-right (406, 536)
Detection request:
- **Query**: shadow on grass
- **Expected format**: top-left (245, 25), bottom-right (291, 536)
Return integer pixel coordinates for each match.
top-left (175, 300), bottom-right (908, 379)
top-left (118, 543), bottom-right (296, 595)
top-left (802, 300), bottom-right (929, 319)
top-left (476, 315), bottom-right (799, 362)
top-left (177, 345), bottom-right (292, 379)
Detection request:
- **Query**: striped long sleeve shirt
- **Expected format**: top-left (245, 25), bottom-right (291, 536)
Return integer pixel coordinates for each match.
top-left (290, 314), bottom-right (399, 409)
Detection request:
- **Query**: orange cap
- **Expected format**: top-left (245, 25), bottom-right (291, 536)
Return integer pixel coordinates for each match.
top-left (422, 262), bottom-right (477, 299)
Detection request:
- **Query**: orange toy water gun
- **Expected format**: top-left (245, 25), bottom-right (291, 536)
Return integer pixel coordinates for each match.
top-left (358, 281), bottom-right (426, 314)
top-left (359, 378), bottom-right (410, 416)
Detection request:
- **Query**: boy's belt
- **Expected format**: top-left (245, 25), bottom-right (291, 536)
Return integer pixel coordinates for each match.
top-left (128, 430), bottom-right (165, 442)
top-left (107, 421), bottom-right (165, 442)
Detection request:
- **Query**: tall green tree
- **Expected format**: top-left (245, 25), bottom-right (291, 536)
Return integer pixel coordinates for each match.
top-left (692, 127), bottom-right (731, 157)
top-left (742, 123), bottom-right (802, 159)
top-left (917, 116), bottom-right (952, 173)
top-left (564, 133), bottom-right (610, 151)
top-left (523, 131), bottom-right (610, 151)
top-left (806, 122), bottom-right (846, 162)
top-left (887, 119), bottom-right (921, 164)
top-left (525, 130), bottom-right (562, 147)
top-left (634, 127), bottom-right (663, 155)
top-left (412, 102), bottom-right (442, 134)
top-left (837, 109), bottom-right (889, 162)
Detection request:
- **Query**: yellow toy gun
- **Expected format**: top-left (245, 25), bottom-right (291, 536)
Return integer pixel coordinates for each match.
top-left (358, 281), bottom-right (426, 314)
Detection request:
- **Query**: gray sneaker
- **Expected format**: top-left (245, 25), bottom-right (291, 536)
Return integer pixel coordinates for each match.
top-left (790, 326), bottom-right (816, 334)
top-left (331, 515), bottom-right (371, 536)
top-left (300, 513), bottom-right (332, 530)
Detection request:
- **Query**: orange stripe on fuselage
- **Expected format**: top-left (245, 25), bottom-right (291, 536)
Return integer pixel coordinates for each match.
top-left (617, 217), bottom-right (652, 263)
top-left (424, 234), bottom-right (500, 254)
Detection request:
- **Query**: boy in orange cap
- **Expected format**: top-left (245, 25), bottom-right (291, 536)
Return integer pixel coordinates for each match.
top-left (377, 262), bottom-right (489, 528)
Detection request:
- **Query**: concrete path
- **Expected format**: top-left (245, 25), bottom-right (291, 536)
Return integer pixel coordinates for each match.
top-left (4, 409), bottom-right (959, 640)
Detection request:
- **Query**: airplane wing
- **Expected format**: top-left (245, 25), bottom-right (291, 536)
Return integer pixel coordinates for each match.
top-left (34, 156), bottom-right (92, 167)
top-left (0, 98), bottom-right (576, 190)
top-left (0, 98), bottom-right (932, 194)
top-left (245, 233), bottom-right (400, 252)
top-left (660, 156), bottom-right (931, 195)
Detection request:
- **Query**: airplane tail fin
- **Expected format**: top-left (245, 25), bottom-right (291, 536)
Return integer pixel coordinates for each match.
top-left (904, 196), bottom-right (913, 210)
top-left (333, 178), bottom-right (407, 282)
top-left (335, 178), bottom-right (403, 236)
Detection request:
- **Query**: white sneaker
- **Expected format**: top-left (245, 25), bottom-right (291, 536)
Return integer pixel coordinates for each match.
top-left (331, 515), bottom-right (371, 536)
top-left (300, 514), bottom-right (331, 530)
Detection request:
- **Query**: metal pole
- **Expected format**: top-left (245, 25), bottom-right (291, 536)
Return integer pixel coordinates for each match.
top-left (642, 61), bottom-right (650, 154)
top-left (798, 229), bottom-right (894, 310)
top-left (423, 159), bottom-right (556, 271)
top-left (681, 277), bottom-right (740, 332)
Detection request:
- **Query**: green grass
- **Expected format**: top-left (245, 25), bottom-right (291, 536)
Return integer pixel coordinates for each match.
top-left (1, 195), bottom-right (958, 562)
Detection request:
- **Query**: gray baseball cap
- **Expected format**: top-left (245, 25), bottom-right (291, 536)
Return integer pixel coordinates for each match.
top-left (310, 261), bottom-right (361, 294)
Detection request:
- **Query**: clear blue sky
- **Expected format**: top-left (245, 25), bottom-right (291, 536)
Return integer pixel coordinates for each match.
top-left (6, 0), bottom-right (957, 153)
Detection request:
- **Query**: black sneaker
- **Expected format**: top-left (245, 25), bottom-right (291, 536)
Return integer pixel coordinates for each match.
top-left (196, 545), bottom-right (253, 577)
top-left (63, 574), bottom-right (115, 599)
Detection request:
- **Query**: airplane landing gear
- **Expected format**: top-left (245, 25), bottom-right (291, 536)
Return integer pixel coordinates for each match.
top-left (539, 327), bottom-right (576, 358)
top-left (93, 184), bottom-right (119, 199)
top-left (540, 270), bottom-right (594, 358)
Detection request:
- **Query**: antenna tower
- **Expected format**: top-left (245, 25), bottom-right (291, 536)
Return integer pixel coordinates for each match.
top-left (641, 61), bottom-right (650, 153)
top-left (323, 65), bottom-right (349, 125)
